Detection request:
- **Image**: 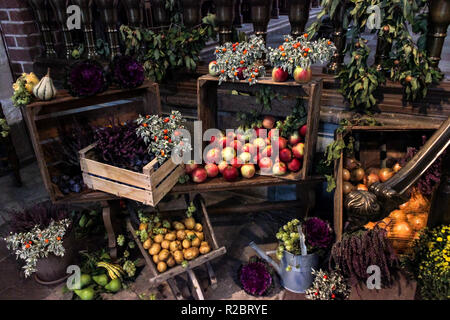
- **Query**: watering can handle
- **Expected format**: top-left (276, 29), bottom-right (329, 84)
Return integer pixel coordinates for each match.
top-left (248, 241), bottom-right (281, 275)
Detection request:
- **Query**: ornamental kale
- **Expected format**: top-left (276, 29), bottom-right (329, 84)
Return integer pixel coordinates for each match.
top-left (111, 55), bottom-right (145, 89)
top-left (304, 217), bottom-right (334, 250)
top-left (66, 60), bottom-right (108, 97)
top-left (239, 259), bottom-right (273, 296)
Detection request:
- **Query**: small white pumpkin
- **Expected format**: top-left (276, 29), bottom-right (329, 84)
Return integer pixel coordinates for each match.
top-left (33, 68), bottom-right (57, 101)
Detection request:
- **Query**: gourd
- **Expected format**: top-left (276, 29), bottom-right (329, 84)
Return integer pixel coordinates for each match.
top-left (33, 68), bottom-right (57, 101)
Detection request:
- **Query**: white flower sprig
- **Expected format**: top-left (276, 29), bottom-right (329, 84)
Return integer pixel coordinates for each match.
top-left (305, 268), bottom-right (351, 300)
top-left (4, 219), bottom-right (71, 277)
top-left (214, 35), bottom-right (267, 85)
top-left (268, 35), bottom-right (336, 74)
top-left (136, 110), bottom-right (191, 164)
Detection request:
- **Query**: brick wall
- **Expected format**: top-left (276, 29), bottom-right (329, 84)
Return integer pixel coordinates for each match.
top-left (0, 0), bottom-right (42, 79)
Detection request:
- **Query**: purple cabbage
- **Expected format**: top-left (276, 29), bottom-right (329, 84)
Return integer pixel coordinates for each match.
top-left (239, 261), bottom-right (273, 296)
top-left (111, 55), bottom-right (145, 89)
top-left (67, 60), bottom-right (108, 97)
top-left (304, 217), bottom-right (334, 250)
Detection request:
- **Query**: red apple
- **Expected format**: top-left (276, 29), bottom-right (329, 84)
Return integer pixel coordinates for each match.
top-left (299, 124), bottom-right (307, 137)
top-left (287, 158), bottom-right (302, 172)
top-left (271, 67), bottom-right (289, 82)
top-left (226, 131), bottom-right (236, 140)
top-left (272, 162), bottom-right (287, 176)
top-left (292, 142), bottom-right (305, 159)
top-left (261, 145), bottom-right (272, 158)
top-left (205, 163), bottom-right (219, 178)
top-left (253, 137), bottom-right (266, 150)
top-left (258, 157), bottom-right (273, 171)
top-left (205, 148), bottom-right (221, 164)
top-left (218, 136), bottom-right (228, 148)
top-left (192, 167), bottom-right (207, 183)
top-left (255, 128), bottom-right (267, 138)
top-left (293, 66), bottom-right (312, 83)
top-left (279, 148), bottom-right (292, 163)
top-left (218, 161), bottom-right (228, 174)
top-left (278, 137), bottom-right (288, 150)
top-left (242, 143), bottom-right (256, 155)
top-left (223, 166), bottom-right (239, 181)
top-left (230, 140), bottom-right (242, 152)
top-left (209, 60), bottom-right (219, 76)
top-left (231, 157), bottom-right (242, 169)
top-left (222, 147), bottom-right (236, 162)
top-left (288, 132), bottom-right (302, 146)
top-left (238, 151), bottom-right (252, 164)
top-left (241, 164), bottom-right (256, 179)
top-left (262, 115), bottom-right (275, 129)
top-left (185, 161), bottom-right (199, 175)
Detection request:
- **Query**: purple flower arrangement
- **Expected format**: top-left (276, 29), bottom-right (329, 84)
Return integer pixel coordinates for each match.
top-left (66, 60), bottom-right (108, 97)
top-left (304, 217), bottom-right (334, 250)
top-left (238, 259), bottom-right (273, 296)
top-left (111, 55), bottom-right (145, 89)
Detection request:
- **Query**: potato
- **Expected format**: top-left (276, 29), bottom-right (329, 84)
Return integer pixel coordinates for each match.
top-left (191, 237), bottom-right (201, 247)
top-left (159, 228), bottom-right (168, 235)
top-left (186, 230), bottom-right (195, 238)
top-left (153, 234), bottom-right (164, 244)
top-left (184, 217), bottom-right (196, 230)
top-left (161, 240), bottom-right (170, 250)
top-left (194, 223), bottom-right (203, 232)
top-left (169, 240), bottom-right (182, 252)
top-left (173, 250), bottom-right (184, 264)
top-left (182, 239), bottom-right (191, 249)
top-left (148, 243), bottom-right (161, 256)
top-left (167, 256), bottom-right (176, 268)
top-left (184, 247), bottom-right (199, 260)
top-left (200, 241), bottom-right (208, 247)
top-left (139, 223), bottom-right (148, 231)
top-left (176, 230), bottom-right (187, 241)
top-left (164, 232), bottom-right (176, 241)
top-left (195, 232), bottom-right (204, 241)
top-left (158, 249), bottom-right (170, 261)
top-left (152, 254), bottom-right (159, 264)
top-left (199, 244), bottom-right (211, 255)
top-left (143, 238), bottom-right (153, 250)
top-left (157, 261), bottom-right (167, 273)
top-left (172, 221), bottom-right (185, 230)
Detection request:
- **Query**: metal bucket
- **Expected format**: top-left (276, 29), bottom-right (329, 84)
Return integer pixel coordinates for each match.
top-left (279, 251), bottom-right (318, 293)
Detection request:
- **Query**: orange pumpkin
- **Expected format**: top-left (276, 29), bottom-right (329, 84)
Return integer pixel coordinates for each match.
top-left (364, 222), bottom-right (375, 230)
top-left (409, 213), bottom-right (428, 231)
top-left (389, 209), bottom-right (406, 221)
top-left (391, 221), bottom-right (413, 238)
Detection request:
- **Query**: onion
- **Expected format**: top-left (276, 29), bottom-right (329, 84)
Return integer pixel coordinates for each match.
top-left (344, 157), bottom-right (360, 170)
top-left (356, 184), bottom-right (368, 191)
top-left (366, 173), bottom-right (380, 187)
top-left (342, 168), bottom-right (351, 181)
top-left (393, 163), bottom-right (402, 173)
top-left (351, 168), bottom-right (365, 182)
top-left (343, 181), bottom-right (354, 195)
top-left (379, 168), bottom-right (394, 182)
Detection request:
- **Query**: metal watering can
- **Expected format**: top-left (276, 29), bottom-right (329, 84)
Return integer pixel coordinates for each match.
top-left (249, 225), bottom-right (318, 293)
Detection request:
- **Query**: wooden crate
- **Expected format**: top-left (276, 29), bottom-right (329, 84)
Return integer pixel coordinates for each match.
top-left (21, 81), bottom-right (161, 203)
top-left (80, 143), bottom-right (184, 206)
top-left (127, 194), bottom-right (226, 299)
top-left (333, 125), bottom-right (441, 241)
top-left (197, 74), bottom-right (322, 181)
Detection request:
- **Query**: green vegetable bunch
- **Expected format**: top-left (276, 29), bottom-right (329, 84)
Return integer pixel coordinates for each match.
top-left (120, 14), bottom-right (216, 82)
top-left (11, 77), bottom-right (33, 107)
top-left (0, 117), bottom-right (10, 138)
top-left (276, 219), bottom-right (302, 259)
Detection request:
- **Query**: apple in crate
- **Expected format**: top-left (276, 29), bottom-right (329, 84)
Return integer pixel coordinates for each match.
top-left (288, 132), bottom-right (302, 146)
top-left (258, 157), bottom-right (273, 174)
top-left (253, 137), bottom-right (266, 150)
top-left (272, 67), bottom-right (289, 82)
top-left (222, 147), bottom-right (236, 162)
top-left (185, 161), bottom-right (199, 175)
top-left (272, 162), bottom-right (287, 176)
top-left (292, 142), bottom-right (305, 159)
top-left (241, 164), bottom-right (256, 179)
top-left (276, 137), bottom-right (288, 150)
top-left (192, 167), bottom-right (207, 183)
top-left (262, 145), bottom-right (272, 157)
top-left (205, 163), bottom-right (219, 178)
top-left (262, 115), bottom-right (275, 129)
top-left (230, 140), bottom-right (242, 152)
top-left (242, 143), bottom-right (256, 155)
top-left (299, 124), bottom-right (307, 137)
top-left (223, 166), bottom-right (239, 182)
top-left (293, 66), bottom-right (312, 83)
top-left (218, 161), bottom-right (228, 174)
top-left (287, 158), bottom-right (302, 172)
top-left (238, 151), bottom-right (252, 164)
top-left (209, 61), bottom-right (220, 76)
top-left (231, 157), bottom-right (242, 169)
top-left (218, 136), bottom-right (228, 148)
top-left (205, 148), bottom-right (221, 164)
top-left (279, 148), bottom-right (292, 163)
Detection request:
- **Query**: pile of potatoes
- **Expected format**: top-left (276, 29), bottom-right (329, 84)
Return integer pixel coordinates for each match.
top-left (140, 216), bottom-right (212, 273)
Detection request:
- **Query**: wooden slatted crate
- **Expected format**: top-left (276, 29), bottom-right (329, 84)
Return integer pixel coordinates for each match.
top-left (333, 125), bottom-right (441, 241)
top-left (21, 81), bottom-right (161, 203)
top-left (80, 144), bottom-right (184, 206)
top-left (197, 75), bottom-right (322, 181)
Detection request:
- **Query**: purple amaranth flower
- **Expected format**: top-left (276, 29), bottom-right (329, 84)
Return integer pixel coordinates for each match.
top-left (67, 60), bottom-right (108, 97)
top-left (111, 55), bottom-right (145, 89)
top-left (304, 217), bottom-right (334, 250)
top-left (239, 261), bottom-right (273, 296)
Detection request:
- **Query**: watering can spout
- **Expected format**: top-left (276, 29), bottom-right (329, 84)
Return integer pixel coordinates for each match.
top-left (248, 241), bottom-right (281, 275)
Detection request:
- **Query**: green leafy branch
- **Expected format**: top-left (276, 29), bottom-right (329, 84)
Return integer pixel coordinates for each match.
top-left (0, 117), bottom-right (10, 138)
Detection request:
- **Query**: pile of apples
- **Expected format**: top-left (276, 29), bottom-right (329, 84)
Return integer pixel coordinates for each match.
top-left (341, 158), bottom-right (402, 195)
top-left (185, 115), bottom-right (307, 183)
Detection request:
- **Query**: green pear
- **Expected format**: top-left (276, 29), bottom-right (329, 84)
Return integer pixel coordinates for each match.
top-left (74, 287), bottom-right (95, 300)
top-left (92, 274), bottom-right (109, 287)
top-left (80, 274), bottom-right (92, 288)
top-left (105, 278), bottom-right (122, 292)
